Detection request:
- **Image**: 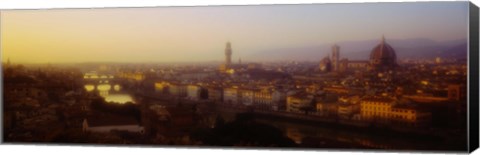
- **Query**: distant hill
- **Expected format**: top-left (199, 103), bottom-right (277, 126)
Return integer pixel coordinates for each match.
top-left (246, 38), bottom-right (467, 61)
top-left (440, 42), bottom-right (468, 59)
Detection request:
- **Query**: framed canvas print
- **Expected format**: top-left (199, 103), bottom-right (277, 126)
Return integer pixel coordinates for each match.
top-left (1, 0), bottom-right (479, 154)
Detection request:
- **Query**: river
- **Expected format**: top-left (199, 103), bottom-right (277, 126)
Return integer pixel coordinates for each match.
top-left (210, 107), bottom-right (466, 151)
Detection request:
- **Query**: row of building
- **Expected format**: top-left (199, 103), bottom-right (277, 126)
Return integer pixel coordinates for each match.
top-left (154, 80), bottom-right (435, 128)
top-left (288, 94), bottom-right (432, 128)
top-left (154, 81), bottom-right (290, 110)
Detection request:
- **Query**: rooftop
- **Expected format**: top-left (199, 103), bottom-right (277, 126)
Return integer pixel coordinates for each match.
top-left (362, 97), bottom-right (395, 103)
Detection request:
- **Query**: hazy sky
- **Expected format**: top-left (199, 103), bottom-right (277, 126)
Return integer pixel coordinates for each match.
top-left (0, 2), bottom-right (469, 63)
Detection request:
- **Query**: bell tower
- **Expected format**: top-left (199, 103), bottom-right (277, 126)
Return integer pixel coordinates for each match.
top-left (332, 44), bottom-right (340, 71)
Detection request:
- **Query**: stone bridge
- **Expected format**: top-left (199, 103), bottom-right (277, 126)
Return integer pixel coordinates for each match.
top-left (83, 72), bottom-right (118, 84)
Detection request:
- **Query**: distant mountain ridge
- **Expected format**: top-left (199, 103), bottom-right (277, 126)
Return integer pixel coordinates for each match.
top-left (247, 38), bottom-right (467, 61)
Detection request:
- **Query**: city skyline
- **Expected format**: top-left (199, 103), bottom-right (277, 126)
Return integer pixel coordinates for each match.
top-left (2, 1), bottom-right (472, 151)
top-left (1, 2), bottom-right (468, 63)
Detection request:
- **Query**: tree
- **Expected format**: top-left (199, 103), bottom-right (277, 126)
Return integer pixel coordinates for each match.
top-left (214, 115), bottom-right (225, 128)
top-left (193, 113), bottom-right (296, 147)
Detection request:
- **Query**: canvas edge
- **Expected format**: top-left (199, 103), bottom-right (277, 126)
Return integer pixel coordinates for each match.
top-left (0, 1), bottom-right (476, 154)
top-left (0, 10), bottom-right (4, 144)
top-left (468, 1), bottom-right (479, 153)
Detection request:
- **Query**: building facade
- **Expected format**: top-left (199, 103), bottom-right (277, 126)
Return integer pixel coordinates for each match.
top-left (360, 97), bottom-right (432, 127)
top-left (223, 87), bottom-right (239, 104)
top-left (286, 92), bottom-right (314, 113)
top-left (207, 87), bottom-right (223, 102)
top-left (360, 97), bottom-right (395, 122)
top-left (186, 85), bottom-right (200, 100)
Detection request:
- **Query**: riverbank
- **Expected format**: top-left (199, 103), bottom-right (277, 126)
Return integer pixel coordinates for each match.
top-left (213, 104), bottom-right (467, 151)
top-left (132, 93), bottom-right (467, 151)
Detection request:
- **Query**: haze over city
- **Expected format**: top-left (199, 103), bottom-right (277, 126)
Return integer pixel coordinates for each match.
top-left (1, 2), bottom-right (468, 63)
top-left (2, 1), bottom-right (471, 151)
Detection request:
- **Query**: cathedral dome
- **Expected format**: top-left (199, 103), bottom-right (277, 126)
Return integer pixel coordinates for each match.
top-left (369, 36), bottom-right (397, 70)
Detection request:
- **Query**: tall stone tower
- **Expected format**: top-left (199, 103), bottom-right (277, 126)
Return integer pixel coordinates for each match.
top-left (225, 42), bottom-right (232, 67)
top-left (331, 44), bottom-right (340, 71)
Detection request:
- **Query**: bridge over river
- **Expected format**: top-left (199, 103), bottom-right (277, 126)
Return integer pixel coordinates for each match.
top-left (83, 72), bottom-right (137, 104)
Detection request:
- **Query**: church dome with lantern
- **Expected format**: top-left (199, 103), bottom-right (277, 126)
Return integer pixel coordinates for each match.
top-left (369, 36), bottom-right (397, 71)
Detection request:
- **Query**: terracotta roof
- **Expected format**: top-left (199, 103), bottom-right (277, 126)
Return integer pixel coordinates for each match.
top-left (392, 104), bottom-right (417, 110)
top-left (289, 91), bottom-right (312, 99)
top-left (362, 97), bottom-right (395, 103)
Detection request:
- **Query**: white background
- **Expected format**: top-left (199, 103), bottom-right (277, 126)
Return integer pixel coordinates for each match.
top-left (0, 0), bottom-right (479, 155)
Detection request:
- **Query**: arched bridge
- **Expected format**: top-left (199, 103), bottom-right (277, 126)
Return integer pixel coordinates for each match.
top-left (83, 72), bottom-right (119, 85)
